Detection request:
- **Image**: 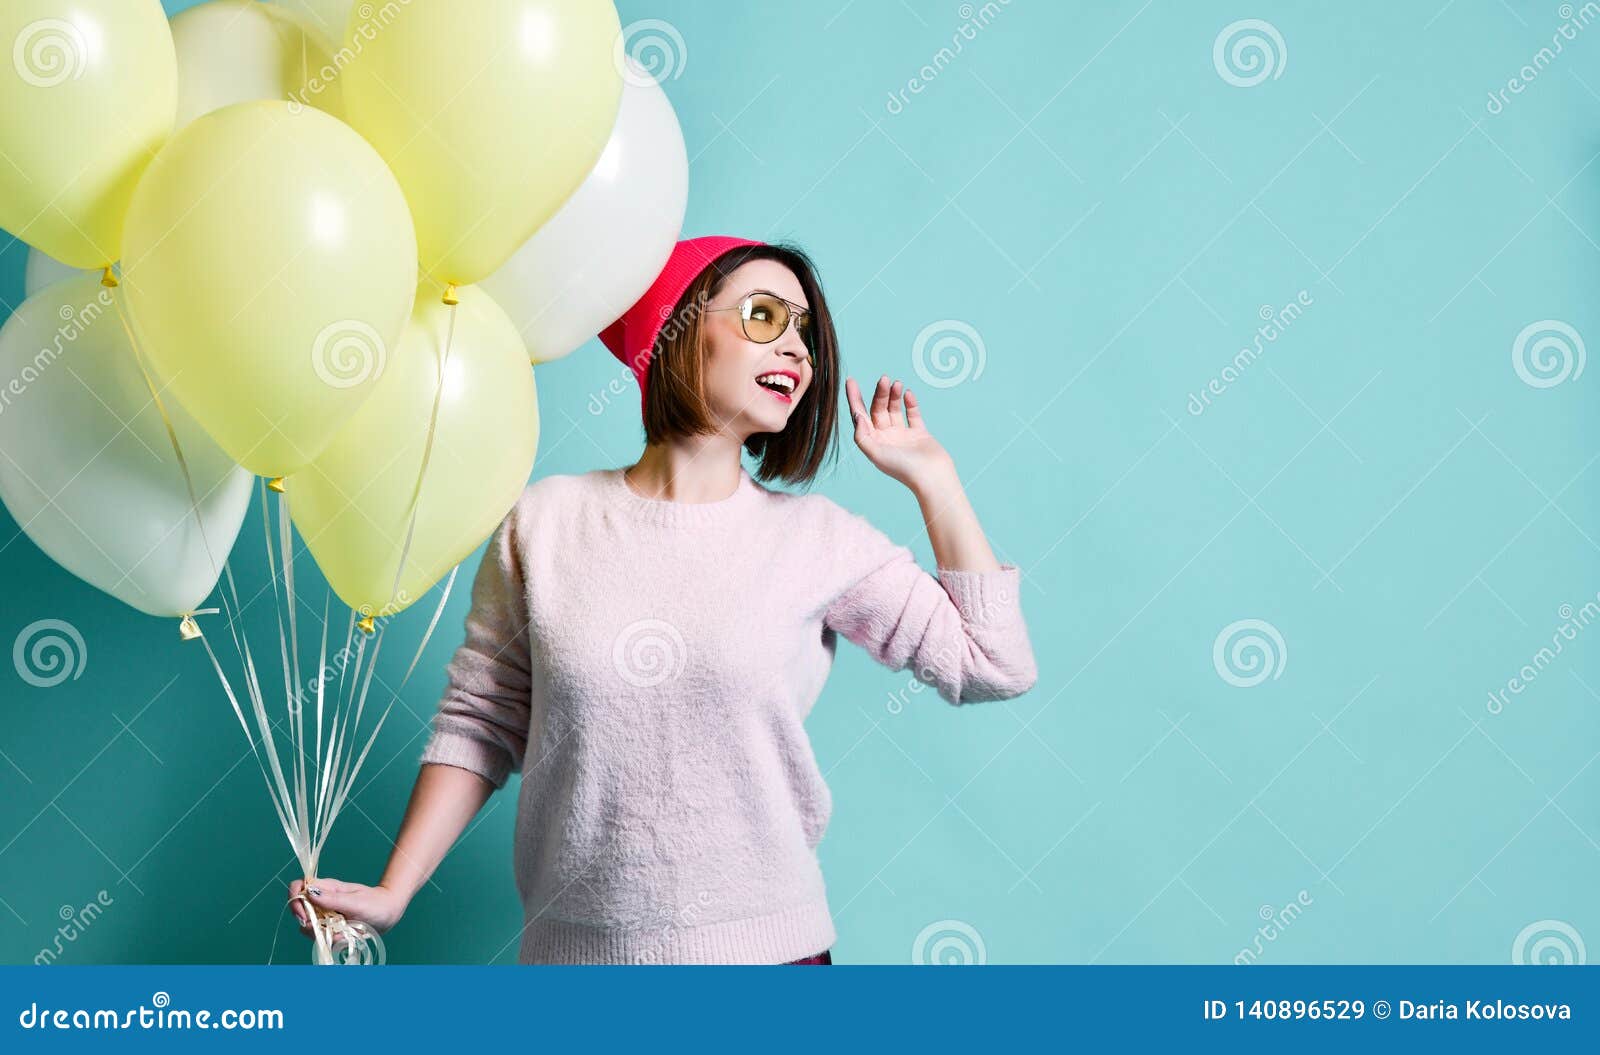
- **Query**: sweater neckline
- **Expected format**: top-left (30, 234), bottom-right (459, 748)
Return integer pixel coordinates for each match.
top-left (601, 464), bottom-right (764, 525)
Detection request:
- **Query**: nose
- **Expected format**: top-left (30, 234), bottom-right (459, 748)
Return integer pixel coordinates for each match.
top-left (774, 319), bottom-right (809, 360)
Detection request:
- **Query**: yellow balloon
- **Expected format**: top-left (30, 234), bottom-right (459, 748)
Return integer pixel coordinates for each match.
top-left (286, 280), bottom-right (539, 618)
top-left (170, 0), bottom-right (343, 127)
top-left (0, 0), bottom-right (176, 267)
top-left (121, 100), bottom-right (418, 477)
top-left (340, 0), bottom-right (623, 286)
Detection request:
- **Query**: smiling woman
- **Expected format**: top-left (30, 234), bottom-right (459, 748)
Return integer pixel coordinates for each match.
top-left (289, 234), bottom-right (1039, 965)
top-left (632, 240), bottom-right (842, 487)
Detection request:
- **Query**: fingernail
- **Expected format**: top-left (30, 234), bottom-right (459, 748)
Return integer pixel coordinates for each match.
top-left (308, 885), bottom-right (322, 896)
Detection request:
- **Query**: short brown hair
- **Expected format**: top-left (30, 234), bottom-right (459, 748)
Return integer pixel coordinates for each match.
top-left (640, 243), bottom-right (840, 487)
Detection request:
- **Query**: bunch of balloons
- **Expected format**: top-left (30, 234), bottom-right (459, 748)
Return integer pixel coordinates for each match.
top-left (0, 0), bottom-right (691, 626)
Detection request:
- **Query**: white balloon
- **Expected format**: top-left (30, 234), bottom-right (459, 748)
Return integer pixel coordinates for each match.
top-left (0, 275), bottom-right (251, 618)
top-left (267, 0), bottom-right (355, 47)
top-left (24, 248), bottom-right (94, 298)
top-left (479, 56), bottom-right (688, 364)
top-left (171, 0), bottom-right (342, 127)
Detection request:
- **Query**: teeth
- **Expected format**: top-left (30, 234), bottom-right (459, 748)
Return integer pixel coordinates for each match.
top-left (757, 373), bottom-right (795, 393)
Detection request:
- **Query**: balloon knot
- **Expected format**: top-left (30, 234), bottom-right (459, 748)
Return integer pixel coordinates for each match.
top-left (357, 614), bottom-right (377, 635)
top-left (442, 283), bottom-right (459, 306)
top-left (99, 266), bottom-right (118, 289)
top-left (178, 614), bottom-right (202, 641)
top-left (267, 477), bottom-right (287, 494)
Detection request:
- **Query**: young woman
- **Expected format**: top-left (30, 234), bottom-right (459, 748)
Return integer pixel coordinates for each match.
top-left (289, 236), bottom-right (1039, 964)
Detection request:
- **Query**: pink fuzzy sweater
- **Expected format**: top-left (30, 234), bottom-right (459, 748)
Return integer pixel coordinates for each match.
top-left (417, 466), bottom-right (1038, 964)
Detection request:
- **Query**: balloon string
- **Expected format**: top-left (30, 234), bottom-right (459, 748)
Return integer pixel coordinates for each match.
top-left (276, 489), bottom-right (311, 863)
top-left (196, 628), bottom-right (304, 869)
top-left (402, 565), bottom-right (457, 685)
top-left (286, 890), bottom-right (335, 964)
top-left (198, 490), bottom-right (382, 963)
top-left (299, 301), bottom-right (465, 899)
top-left (376, 298), bottom-right (458, 625)
top-left (110, 284), bottom-right (224, 635)
top-left (111, 273), bottom-right (451, 961)
top-left (284, 889), bottom-right (344, 965)
top-left (380, 301), bottom-right (463, 688)
top-left (282, 889), bottom-right (384, 966)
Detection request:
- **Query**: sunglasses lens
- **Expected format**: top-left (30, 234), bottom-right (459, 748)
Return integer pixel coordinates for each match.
top-left (740, 293), bottom-right (816, 359)
top-left (742, 293), bottom-right (790, 343)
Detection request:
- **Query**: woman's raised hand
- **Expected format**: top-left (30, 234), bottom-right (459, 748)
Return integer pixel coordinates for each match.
top-left (845, 375), bottom-right (955, 492)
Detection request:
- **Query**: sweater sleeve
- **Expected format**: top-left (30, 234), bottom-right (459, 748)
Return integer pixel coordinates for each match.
top-left (416, 507), bottom-right (533, 790)
top-left (821, 506), bottom-right (1038, 705)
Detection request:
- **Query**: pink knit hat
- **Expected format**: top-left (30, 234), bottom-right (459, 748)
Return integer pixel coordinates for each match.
top-left (598, 235), bottom-right (767, 407)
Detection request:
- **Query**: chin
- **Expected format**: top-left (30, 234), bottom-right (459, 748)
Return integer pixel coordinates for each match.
top-left (740, 408), bottom-right (791, 436)
top-left (719, 390), bottom-right (798, 436)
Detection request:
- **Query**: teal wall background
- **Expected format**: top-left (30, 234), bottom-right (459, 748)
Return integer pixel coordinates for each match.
top-left (2, 0), bottom-right (1598, 965)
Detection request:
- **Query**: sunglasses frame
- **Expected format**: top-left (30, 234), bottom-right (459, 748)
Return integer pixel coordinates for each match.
top-left (704, 289), bottom-right (816, 360)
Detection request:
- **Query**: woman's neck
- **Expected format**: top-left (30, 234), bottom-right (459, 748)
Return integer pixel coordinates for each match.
top-left (624, 434), bottom-right (746, 503)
